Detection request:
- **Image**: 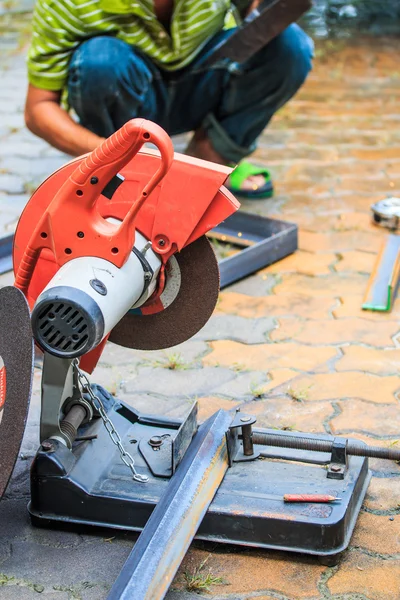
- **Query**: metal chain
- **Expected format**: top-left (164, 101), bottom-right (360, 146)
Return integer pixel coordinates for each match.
top-left (72, 359), bottom-right (148, 483)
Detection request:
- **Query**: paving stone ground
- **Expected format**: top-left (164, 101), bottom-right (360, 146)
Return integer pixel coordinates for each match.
top-left (1, 17), bottom-right (400, 600)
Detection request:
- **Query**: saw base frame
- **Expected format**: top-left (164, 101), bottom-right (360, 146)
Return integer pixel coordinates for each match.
top-left (29, 387), bottom-right (370, 566)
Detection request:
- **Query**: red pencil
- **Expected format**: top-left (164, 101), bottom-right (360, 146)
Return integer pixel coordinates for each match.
top-left (283, 494), bottom-right (341, 503)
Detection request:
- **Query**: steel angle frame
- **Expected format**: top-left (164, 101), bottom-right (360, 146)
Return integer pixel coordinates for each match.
top-left (208, 212), bottom-right (298, 288)
top-left (362, 234), bottom-right (400, 312)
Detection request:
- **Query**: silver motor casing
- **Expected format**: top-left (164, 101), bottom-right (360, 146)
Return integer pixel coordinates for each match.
top-left (31, 231), bottom-right (161, 358)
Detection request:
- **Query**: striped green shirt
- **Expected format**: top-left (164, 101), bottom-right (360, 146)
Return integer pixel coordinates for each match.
top-left (28, 0), bottom-right (239, 91)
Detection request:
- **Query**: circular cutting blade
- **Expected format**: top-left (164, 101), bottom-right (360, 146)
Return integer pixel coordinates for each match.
top-left (109, 236), bottom-right (219, 350)
top-left (0, 286), bottom-right (34, 499)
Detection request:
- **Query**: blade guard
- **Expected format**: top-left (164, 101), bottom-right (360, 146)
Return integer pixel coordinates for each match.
top-left (13, 119), bottom-right (240, 372)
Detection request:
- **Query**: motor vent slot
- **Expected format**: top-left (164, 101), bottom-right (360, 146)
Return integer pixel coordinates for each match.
top-left (31, 287), bottom-right (104, 359)
top-left (35, 301), bottom-right (90, 356)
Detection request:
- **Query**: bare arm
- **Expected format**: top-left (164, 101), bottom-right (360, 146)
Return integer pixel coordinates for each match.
top-left (25, 84), bottom-right (105, 156)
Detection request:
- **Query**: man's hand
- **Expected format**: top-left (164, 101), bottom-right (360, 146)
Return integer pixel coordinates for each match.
top-left (25, 84), bottom-right (105, 156)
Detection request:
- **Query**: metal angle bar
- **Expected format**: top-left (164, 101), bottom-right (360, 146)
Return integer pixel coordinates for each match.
top-left (362, 234), bottom-right (400, 312)
top-left (0, 234), bottom-right (13, 275)
top-left (107, 409), bottom-right (232, 600)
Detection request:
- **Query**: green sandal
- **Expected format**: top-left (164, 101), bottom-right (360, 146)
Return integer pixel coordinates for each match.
top-left (227, 161), bottom-right (274, 199)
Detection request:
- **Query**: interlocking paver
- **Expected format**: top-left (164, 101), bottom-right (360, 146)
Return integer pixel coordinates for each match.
top-left (331, 399), bottom-right (400, 436)
top-left (336, 345), bottom-right (400, 374)
top-left (0, 589), bottom-right (69, 599)
top-left (327, 552), bottom-right (400, 600)
top-left (226, 272), bottom-right (278, 296)
top-left (174, 548), bottom-right (325, 598)
top-left (299, 229), bottom-right (382, 253)
top-left (270, 316), bottom-right (399, 347)
top-left (0, 174), bottom-right (25, 194)
top-left (212, 370), bottom-right (269, 400)
top-left (99, 339), bottom-right (210, 368)
top-left (363, 477), bottom-right (400, 512)
top-left (1, 539), bottom-right (130, 590)
top-left (121, 365), bottom-right (237, 397)
top-left (262, 250), bottom-right (337, 276)
top-left (196, 314), bottom-right (276, 344)
top-left (273, 272), bottom-right (370, 296)
top-left (242, 397), bottom-right (334, 432)
top-left (204, 340), bottom-right (338, 371)
top-left (333, 294), bottom-right (400, 320)
top-left (217, 291), bottom-right (336, 319)
top-left (334, 249), bottom-right (377, 273)
top-left (273, 210), bottom-right (380, 235)
top-left (197, 396), bottom-right (240, 421)
top-left (352, 512), bottom-right (400, 555)
top-left (280, 371), bottom-right (399, 404)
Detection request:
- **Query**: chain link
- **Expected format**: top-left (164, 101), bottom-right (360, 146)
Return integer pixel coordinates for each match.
top-left (73, 359), bottom-right (148, 483)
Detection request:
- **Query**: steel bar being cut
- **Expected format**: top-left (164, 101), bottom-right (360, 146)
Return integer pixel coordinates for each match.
top-left (107, 409), bottom-right (233, 600)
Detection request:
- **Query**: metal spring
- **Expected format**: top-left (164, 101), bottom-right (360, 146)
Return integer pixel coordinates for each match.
top-left (60, 420), bottom-right (77, 446)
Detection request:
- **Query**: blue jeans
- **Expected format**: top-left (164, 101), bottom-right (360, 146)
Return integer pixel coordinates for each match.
top-left (68, 25), bottom-right (313, 164)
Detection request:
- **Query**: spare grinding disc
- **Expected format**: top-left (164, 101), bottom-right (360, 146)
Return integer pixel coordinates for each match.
top-left (109, 236), bottom-right (219, 350)
top-left (0, 286), bottom-right (34, 499)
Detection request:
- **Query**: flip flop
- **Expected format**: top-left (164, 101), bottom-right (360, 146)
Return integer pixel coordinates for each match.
top-left (227, 161), bottom-right (274, 199)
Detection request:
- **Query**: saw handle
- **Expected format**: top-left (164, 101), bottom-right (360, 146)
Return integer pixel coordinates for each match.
top-left (68, 119), bottom-right (174, 222)
top-left (71, 119), bottom-right (173, 193)
top-left (49, 118), bottom-right (175, 267)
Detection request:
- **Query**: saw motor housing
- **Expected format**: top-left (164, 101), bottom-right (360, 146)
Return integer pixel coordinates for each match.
top-left (31, 230), bottom-right (161, 358)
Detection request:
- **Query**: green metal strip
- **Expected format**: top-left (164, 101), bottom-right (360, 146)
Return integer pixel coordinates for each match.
top-left (362, 234), bottom-right (400, 312)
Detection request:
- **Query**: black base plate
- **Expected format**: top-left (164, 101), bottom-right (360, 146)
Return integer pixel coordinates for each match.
top-left (29, 389), bottom-right (370, 560)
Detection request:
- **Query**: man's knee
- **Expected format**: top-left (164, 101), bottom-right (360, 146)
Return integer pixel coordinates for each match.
top-left (68, 36), bottom-right (152, 104)
top-left (270, 24), bottom-right (314, 91)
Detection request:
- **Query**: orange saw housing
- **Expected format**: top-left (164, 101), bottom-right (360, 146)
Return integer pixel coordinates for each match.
top-left (13, 119), bottom-right (239, 372)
